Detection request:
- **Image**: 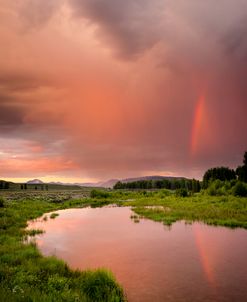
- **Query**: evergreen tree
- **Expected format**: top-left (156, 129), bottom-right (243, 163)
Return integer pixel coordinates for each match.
top-left (236, 151), bottom-right (247, 182)
top-left (244, 151), bottom-right (247, 166)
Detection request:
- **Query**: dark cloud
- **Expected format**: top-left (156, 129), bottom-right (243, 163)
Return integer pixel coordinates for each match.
top-left (0, 103), bottom-right (25, 127)
top-left (69, 0), bottom-right (247, 62)
top-left (70, 0), bottom-right (164, 59)
top-left (0, 69), bottom-right (65, 142)
top-left (222, 19), bottom-right (247, 61)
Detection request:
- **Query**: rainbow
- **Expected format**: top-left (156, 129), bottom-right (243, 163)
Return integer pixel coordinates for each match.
top-left (190, 95), bottom-right (205, 156)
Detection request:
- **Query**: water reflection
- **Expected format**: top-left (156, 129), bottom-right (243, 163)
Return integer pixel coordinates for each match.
top-left (28, 207), bottom-right (247, 302)
top-left (194, 224), bottom-right (216, 287)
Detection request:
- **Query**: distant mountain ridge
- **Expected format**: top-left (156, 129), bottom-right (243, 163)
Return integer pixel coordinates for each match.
top-left (26, 179), bottom-right (44, 184)
top-left (25, 175), bottom-right (186, 188)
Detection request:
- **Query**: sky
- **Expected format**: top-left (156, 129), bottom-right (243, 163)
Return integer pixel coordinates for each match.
top-left (0, 0), bottom-right (247, 183)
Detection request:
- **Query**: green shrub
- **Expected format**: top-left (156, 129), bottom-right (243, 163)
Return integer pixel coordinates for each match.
top-left (207, 180), bottom-right (225, 196)
top-left (230, 179), bottom-right (237, 187)
top-left (50, 213), bottom-right (59, 219)
top-left (207, 186), bottom-right (217, 196)
top-left (80, 269), bottom-right (125, 301)
top-left (232, 182), bottom-right (247, 197)
top-left (175, 188), bottom-right (188, 197)
top-left (90, 189), bottom-right (110, 199)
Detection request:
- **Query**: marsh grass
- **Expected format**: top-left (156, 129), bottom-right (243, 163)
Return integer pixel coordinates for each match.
top-left (88, 189), bottom-right (247, 229)
top-left (0, 197), bottom-right (126, 301)
top-left (130, 214), bottom-right (139, 219)
top-left (126, 194), bottom-right (247, 228)
top-left (25, 229), bottom-right (44, 236)
top-left (130, 214), bottom-right (140, 223)
top-left (50, 213), bottom-right (59, 219)
top-left (82, 189), bottom-right (247, 228)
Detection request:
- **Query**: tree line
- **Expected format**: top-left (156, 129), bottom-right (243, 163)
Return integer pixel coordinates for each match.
top-left (0, 181), bottom-right (9, 190)
top-left (114, 152), bottom-right (247, 193)
top-left (202, 151), bottom-right (247, 188)
top-left (114, 178), bottom-right (201, 192)
top-left (20, 184), bottom-right (49, 190)
top-left (0, 182), bottom-right (49, 190)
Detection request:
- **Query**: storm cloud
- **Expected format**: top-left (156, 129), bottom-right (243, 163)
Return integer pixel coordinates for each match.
top-left (0, 0), bottom-right (246, 182)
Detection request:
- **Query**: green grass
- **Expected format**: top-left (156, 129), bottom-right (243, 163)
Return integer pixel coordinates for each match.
top-left (122, 192), bottom-right (247, 228)
top-left (0, 196), bottom-right (126, 302)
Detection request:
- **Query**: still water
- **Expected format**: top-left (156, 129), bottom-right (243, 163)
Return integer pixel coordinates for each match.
top-left (28, 207), bottom-right (247, 302)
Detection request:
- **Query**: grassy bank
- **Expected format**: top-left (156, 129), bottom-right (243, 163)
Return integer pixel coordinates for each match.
top-left (123, 192), bottom-right (247, 228)
top-left (0, 196), bottom-right (125, 302)
top-left (89, 189), bottom-right (247, 228)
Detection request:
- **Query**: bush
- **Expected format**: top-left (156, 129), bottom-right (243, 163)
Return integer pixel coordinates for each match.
top-left (232, 182), bottom-right (247, 197)
top-left (207, 180), bottom-right (225, 196)
top-left (0, 197), bottom-right (5, 208)
top-left (80, 269), bottom-right (125, 301)
top-left (175, 188), bottom-right (188, 197)
top-left (207, 186), bottom-right (217, 196)
top-left (90, 189), bottom-right (110, 199)
top-left (50, 213), bottom-right (59, 219)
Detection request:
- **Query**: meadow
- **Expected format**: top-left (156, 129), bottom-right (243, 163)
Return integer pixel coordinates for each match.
top-left (0, 187), bottom-right (247, 302)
